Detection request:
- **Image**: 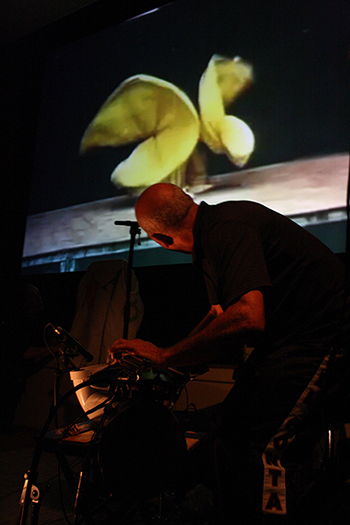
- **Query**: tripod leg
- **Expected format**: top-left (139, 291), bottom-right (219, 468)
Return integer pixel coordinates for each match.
top-left (29, 483), bottom-right (49, 525)
top-left (17, 472), bottom-right (49, 525)
top-left (53, 449), bottom-right (95, 524)
top-left (17, 472), bottom-right (32, 525)
top-left (74, 469), bottom-right (93, 524)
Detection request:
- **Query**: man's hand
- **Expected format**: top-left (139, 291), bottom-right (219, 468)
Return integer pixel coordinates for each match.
top-left (109, 339), bottom-right (164, 367)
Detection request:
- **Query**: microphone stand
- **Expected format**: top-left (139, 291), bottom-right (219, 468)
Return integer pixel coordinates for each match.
top-left (17, 377), bottom-right (101, 525)
top-left (114, 221), bottom-right (141, 339)
top-left (16, 346), bottom-right (84, 525)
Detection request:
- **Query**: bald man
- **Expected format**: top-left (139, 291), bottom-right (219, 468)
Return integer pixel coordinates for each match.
top-left (109, 183), bottom-right (348, 524)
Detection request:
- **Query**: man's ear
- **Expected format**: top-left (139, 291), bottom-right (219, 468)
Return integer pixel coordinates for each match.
top-left (152, 233), bottom-right (174, 248)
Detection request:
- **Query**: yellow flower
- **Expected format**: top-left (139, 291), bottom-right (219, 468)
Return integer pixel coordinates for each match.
top-left (80, 55), bottom-right (254, 190)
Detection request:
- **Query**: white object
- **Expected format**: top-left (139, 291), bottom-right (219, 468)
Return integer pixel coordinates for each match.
top-left (70, 363), bottom-right (110, 419)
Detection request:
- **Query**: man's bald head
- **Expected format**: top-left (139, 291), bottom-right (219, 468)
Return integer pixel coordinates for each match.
top-left (135, 183), bottom-right (194, 236)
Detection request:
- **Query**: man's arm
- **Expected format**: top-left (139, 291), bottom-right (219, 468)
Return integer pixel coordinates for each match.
top-left (185, 304), bottom-right (224, 338)
top-left (109, 290), bottom-right (265, 368)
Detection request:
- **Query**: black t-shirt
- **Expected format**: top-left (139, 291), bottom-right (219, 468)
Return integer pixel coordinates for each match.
top-left (193, 201), bottom-right (346, 352)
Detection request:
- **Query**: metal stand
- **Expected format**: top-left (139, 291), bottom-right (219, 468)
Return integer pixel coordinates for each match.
top-left (114, 220), bottom-right (141, 339)
top-left (16, 341), bottom-right (93, 525)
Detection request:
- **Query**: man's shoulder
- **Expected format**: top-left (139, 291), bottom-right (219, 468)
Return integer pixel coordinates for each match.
top-left (198, 200), bottom-right (268, 223)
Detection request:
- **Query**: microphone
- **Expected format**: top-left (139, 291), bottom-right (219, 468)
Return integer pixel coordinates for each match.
top-left (53, 326), bottom-right (93, 363)
top-left (114, 220), bottom-right (139, 227)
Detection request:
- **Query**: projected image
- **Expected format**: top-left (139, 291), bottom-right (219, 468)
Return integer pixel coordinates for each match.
top-left (22, 0), bottom-right (350, 274)
top-left (80, 56), bottom-right (254, 191)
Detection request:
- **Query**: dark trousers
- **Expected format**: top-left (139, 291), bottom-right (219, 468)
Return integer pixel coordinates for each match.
top-left (215, 346), bottom-right (333, 524)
